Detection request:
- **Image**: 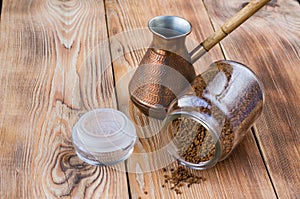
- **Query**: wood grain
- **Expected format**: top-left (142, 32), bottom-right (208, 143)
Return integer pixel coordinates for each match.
top-left (0, 0), bottom-right (128, 198)
top-left (201, 0), bottom-right (270, 51)
top-left (204, 0), bottom-right (300, 198)
top-left (1, 0), bottom-right (299, 198)
top-left (105, 0), bottom-right (277, 198)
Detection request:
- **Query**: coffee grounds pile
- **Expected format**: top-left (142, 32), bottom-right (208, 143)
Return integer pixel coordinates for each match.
top-left (162, 165), bottom-right (206, 194)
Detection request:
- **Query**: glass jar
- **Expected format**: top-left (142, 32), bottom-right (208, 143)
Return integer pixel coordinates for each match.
top-left (162, 60), bottom-right (264, 170)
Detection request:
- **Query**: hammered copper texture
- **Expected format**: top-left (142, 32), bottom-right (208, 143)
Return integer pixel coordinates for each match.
top-left (129, 48), bottom-right (196, 118)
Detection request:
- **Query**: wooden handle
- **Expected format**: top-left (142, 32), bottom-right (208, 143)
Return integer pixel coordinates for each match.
top-left (202, 0), bottom-right (270, 51)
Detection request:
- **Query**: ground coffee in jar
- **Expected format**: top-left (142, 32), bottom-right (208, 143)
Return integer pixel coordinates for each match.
top-left (162, 60), bottom-right (264, 170)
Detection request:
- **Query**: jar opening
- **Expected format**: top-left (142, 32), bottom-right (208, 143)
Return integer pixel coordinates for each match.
top-left (163, 113), bottom-right (221, 170)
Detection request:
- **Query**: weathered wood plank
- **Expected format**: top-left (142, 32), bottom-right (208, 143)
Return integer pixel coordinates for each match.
top-left (0, 0), bottom-right (128, 198)
top-left (203, 0), bottom-right (300, 198)
top-left (105, 0), bottom-right (277, 198)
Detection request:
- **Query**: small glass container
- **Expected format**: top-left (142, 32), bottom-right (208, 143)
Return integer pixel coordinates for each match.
top-left (72, 108), bottom-right (137, 166)
top-left (162, 60), bottom-right (265, 170)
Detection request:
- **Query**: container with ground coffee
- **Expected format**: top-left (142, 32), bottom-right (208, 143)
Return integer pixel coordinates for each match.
top-left (162, 60), bottom-right (264, 170)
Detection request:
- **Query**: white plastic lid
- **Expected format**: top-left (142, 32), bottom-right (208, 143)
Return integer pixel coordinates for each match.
top-left (72, 108), bottom-right (137, 153)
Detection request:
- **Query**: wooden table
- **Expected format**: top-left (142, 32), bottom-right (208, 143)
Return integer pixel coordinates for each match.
top-left (0, 0), bottom-right (299, 198)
